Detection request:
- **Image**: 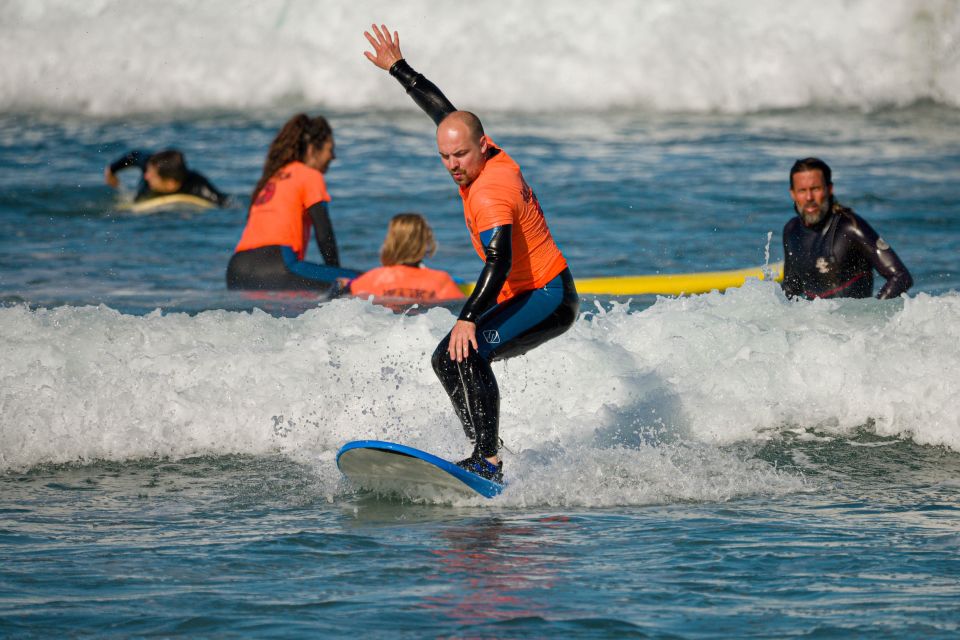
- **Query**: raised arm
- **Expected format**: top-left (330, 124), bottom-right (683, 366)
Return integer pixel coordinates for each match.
top-left (363, 23), bottom-right (456, 126)
top-left (105, 150), bottom-right (149, 188)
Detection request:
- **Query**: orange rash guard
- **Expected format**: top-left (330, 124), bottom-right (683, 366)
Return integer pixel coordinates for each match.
top-left (235, 162), bottom-right (330, 259)
top-left (460, 142), bottom-right (567, 303)
top-left (349, 265), bottom-right (465, 302)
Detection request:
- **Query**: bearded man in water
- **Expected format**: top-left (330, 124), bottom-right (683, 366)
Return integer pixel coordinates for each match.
top-left (782, 157), bottom-right (912, 300)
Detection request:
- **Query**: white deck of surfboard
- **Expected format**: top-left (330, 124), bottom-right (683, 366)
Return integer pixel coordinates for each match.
top-left (337, 441), bottom-right (503, 500)
top-left (122, 193), bottom-right (217, 214)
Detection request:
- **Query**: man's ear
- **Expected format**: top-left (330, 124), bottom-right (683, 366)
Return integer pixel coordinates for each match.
top-left (479, 135), bottom-right (489, 154)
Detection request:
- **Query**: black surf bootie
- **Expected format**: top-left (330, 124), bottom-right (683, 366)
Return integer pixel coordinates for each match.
top-left (456, 452), bottom-right (503, 484)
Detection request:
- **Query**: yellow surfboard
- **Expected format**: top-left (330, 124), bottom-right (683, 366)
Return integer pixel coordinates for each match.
top-left (457, 263), bottom-right (784, 296)
top-left (123, 194), bottom-right (217, 213)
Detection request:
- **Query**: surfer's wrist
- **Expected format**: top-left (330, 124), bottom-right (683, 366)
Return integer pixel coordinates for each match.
top-left (388, 59), bottom-right (416, 86)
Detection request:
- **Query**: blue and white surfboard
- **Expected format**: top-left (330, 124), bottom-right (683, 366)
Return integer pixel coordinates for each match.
top-left (336, 440), bottom-right (503, 499)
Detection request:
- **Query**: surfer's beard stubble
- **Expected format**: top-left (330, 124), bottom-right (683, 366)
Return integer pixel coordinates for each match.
top-left (798, 197), bottom-right (831, 226)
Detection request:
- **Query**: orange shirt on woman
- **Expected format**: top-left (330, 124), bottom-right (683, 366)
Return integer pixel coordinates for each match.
top-left (234, 161), bottom-right (329, 259)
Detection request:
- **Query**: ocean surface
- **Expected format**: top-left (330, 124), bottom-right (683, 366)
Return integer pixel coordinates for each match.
top-left (3, 1), bottom-right (960, 638)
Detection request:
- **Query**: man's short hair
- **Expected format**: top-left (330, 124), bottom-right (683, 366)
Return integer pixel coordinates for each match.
top-left (147, 149), bottom-right (188, 183)
top-left (790, 157), bottom-right (832, 188)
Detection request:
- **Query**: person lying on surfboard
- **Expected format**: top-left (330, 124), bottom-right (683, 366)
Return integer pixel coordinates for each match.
top-left (105, 148), bottom-right (228, 207)
top-left (364, 24), bottom-right (579, 483)
top-left (782, 157), bottom-right (912, 300)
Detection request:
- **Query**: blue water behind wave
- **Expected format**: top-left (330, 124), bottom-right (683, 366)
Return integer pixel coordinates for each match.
top-left (2, 105), bottom-right (958, 314)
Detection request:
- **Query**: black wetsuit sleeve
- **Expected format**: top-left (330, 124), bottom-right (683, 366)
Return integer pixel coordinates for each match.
top-left (109, 150), bottom-right (149, 174)
top-left (843, 216), bottom-right (913, 299)
top-left (873, 248), bottom-right (913, 300)
top-left (459, 225), bottom-right (512, 323)
top-left (195, 174), bottom-right (228, 207)
top-left (307, 201), bottom-right (340, 266)
top-left (388, 59), bottom-right (457, 126)
top-left (181, 171), bottom-right (229, 207)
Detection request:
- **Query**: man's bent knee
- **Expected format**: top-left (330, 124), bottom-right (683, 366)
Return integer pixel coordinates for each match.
top-left (431, 336), bottom-right (451, 378)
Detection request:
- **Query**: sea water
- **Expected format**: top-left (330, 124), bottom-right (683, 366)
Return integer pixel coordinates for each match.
top-left (2, 1), bottom-right (960, 638)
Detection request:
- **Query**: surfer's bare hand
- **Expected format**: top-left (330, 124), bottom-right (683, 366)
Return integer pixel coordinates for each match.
top-left (363, 23), bottom-right (403, 70)
top-left (104, 167), bottom-right (119, 188)
top-left (448, 320), bottom-right (478, 362)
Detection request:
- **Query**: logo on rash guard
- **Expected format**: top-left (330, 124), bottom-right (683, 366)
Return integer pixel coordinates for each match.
top-left (482, 330), bottom-right (501, 344)
top-left (254, 181), bottom-right (276, 205)
top-left (816, 257), bottom-right (830, 274)
top-left (520, 177), bottom-right (545, 218)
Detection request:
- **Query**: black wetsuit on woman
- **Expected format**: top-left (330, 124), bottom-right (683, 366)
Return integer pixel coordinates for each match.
top-left (781, 202), bottom-right (912, 300)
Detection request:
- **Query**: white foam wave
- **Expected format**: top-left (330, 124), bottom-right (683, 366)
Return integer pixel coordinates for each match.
top-left (2, 0), bottom-right (958, 115)
top-left (3, 285), bottom-right (958, 504)
top-left (584, 283), bottom-right (960, 450)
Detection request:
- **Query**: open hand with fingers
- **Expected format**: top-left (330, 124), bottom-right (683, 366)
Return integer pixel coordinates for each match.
top-left (363, 23), bottom-right (403, 70)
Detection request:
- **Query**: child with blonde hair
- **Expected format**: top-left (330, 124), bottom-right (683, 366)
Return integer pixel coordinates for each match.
top-left (348, 213), bottom-right (464, 302)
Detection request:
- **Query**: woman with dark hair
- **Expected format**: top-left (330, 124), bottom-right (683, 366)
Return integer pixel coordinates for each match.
top-left (227, 113), bottom-right (359, 290)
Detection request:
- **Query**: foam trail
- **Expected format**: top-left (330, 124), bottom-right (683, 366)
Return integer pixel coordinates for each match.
top-left (1, 0), bottom-right (958, 115)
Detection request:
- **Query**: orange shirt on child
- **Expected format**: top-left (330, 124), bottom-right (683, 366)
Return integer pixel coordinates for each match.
top-left (349, 265), bottom-right (465, 302)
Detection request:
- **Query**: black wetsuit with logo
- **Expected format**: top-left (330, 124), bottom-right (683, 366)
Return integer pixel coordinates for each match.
top-left (781, 202), bottom-right (912, 300)
top-left (109, 150), bottom-right (229, 206)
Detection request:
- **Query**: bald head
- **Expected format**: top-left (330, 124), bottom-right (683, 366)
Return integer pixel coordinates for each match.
top-left (438, 111), bottom-right (485, 144)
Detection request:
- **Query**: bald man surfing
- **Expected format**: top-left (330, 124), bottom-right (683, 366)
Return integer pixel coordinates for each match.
top-left (364, 24), bottom-right (579, 483)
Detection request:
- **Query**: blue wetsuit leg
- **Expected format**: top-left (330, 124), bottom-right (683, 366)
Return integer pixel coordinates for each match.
top-left (432, 269), bottom-right (578, 457)
top-left (280, 247), bottom-right (359, 282)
